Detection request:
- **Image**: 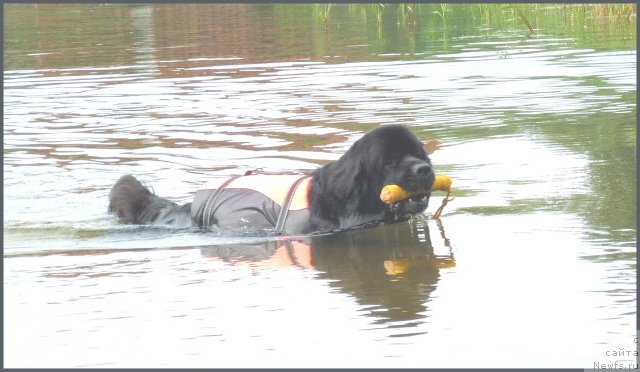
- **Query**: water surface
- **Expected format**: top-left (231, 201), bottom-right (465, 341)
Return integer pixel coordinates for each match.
top-left (3, 4), bottom-right (636, 368)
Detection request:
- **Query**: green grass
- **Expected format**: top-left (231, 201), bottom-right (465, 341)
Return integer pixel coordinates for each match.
top-left (308, 3), bottom-right (636, 32)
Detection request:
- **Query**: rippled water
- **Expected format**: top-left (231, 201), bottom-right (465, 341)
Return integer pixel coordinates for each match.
top-left (4, 4), bottom-right (636, 368)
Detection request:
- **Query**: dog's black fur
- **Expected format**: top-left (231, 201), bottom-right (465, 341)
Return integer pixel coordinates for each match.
top-left (109, 125), bottom-right (435, 234)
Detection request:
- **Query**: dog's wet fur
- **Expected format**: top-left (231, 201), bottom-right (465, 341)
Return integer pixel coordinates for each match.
top-left (109, 125), bottom-right (435, 234)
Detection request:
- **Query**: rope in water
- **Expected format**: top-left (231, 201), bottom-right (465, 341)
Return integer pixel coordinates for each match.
top-left (432, 189), bottom-right (455, 219)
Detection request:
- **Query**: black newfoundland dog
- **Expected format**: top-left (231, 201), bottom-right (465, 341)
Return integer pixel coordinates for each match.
top-left (108, 125), bottom-right (435, 235)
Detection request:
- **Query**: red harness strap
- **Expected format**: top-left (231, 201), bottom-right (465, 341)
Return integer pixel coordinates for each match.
top-left (201, 175), bottom-right (243, 229)
top-left (274, 175), bottom-right (311, 234)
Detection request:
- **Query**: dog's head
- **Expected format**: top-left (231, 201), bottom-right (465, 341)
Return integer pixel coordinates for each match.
top-left (373, 126), bottom-right (435, 217)
top-left (345, 125), bottom-right (435, 217)
top-left (311, 125), bottom-right (436, 230)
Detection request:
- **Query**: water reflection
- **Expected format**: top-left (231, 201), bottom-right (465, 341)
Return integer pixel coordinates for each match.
top-left (200, 217), bottom-right (454, 327)
top-left (5, 4), bottom-right (635, 72)
top-left (311, 219), bottom-right (453, 328)
top-left (3, 3), bottom-right (636, 367)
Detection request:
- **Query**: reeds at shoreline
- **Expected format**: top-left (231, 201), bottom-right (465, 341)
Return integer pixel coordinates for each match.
top-left (310, 3), bottom-right (636, 32)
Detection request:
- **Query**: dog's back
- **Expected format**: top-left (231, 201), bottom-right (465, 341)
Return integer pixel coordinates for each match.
top-left (108, 174), bottom-right (310, 233)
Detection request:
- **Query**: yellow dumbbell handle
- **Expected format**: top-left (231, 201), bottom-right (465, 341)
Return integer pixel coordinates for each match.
top-left (380, 175), bottom-right (452, 204)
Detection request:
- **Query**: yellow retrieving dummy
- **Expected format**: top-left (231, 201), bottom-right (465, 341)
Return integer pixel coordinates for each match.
top-left (379, 175), bottom-right (454, 219)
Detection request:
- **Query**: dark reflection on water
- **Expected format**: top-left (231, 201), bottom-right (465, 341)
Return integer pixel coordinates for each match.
top-left (311, 220), bottom-right (448, 327)
top-left (200, 217), bottom-right (453, 328)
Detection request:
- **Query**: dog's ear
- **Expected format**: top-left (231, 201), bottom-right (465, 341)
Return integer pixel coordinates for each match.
top-left (330, 142), bottom-right (366, 197)
top-left (315, 137), bottom-right (375, 200)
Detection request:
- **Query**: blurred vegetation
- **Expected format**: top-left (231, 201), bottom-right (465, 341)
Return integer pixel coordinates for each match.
top-left (5, 3), bottom-right (636, 70)
top-left (304, 3), bottom-right (636, 52)
top-left (309, 3), bottom-right (636, 30)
